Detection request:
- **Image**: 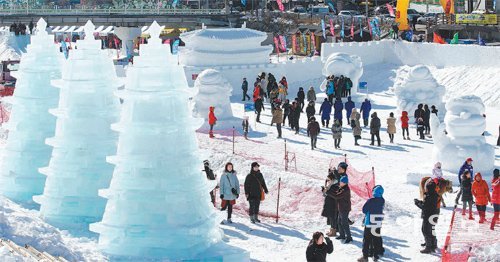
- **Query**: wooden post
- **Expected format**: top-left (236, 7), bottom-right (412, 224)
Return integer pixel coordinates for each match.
top-left (276, 177), bottom-right (281, 223)
top-left (284, 139), bottom-right (288, 171)
top-left (232, 126), bottom-right (235, 154)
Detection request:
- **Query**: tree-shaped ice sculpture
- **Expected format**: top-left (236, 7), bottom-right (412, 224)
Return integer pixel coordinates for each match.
top-left (0, 18), bottom-right (62, 208)
top-left (90, 21), bottom-right (249, 261)
top-left (33, 21), bottom-right (121, 235)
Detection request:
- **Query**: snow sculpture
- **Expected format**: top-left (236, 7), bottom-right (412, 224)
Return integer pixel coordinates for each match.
top-left (179, 27), bottom-right (272, 67)
top-left (430, 95), bottom-right (494, 173)
top-left (90, 22), bottom-right (248, 260)
top-left (33, 20), bottom-right (121, 234)
top-left (192, 69), bottom-right (237, 129)
top-left (0, 18), bottom-right (61, 208)
top-left (394, 65), bottom-right (446, 119)
top-left (320, 53), bottom-right (363, 99)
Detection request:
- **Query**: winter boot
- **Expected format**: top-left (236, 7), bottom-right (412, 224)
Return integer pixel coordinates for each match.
top-left (250, 215), bottom-right (256, 224)
top-left (469, 209), bottom-right (475, 220)
top-left (326, 228), bottom-right (336, 237)
top-left (335, 235), bottom-right (346, 240)
top-left (209, 131), bottom-right (214, 138)
top-left (255, 214), bottom-right (261, 223)
top-left (479, 211), bottom-right (485, 223)
top-left (461, 209), bottom-right (466, 216)
top-left (490, 212), bottom-right (498, 230)
top-left (344, 237), bottom-right (353, 244)
top-left (357, 257), bottom-right (368, 262)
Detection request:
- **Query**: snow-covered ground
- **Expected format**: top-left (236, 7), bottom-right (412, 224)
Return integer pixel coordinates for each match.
top-left (0, 32), bottom-right (499, 261)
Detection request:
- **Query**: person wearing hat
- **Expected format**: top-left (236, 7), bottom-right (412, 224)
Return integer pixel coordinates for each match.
top-left (242, 116), bottom-right (249, 140)
top-left (297, 87), bottom-right (306, 112)
top-left (202, 160), bottom-right (216, 206)
top-left (307, 116), bottom-right (321, 150)
top-left (472, 172), bottom-right (491, 224)
top-left (414, 181), bottom-right (439, 254)
top-left (244, 162), bottom-right (268, 223)
top-left (208, 106), bottom-right (217, 138)
top-left (358, 185), bottom-right (385, 262)
top-left (331, 175), bottom-right (352, 243)
top-left (254, 96), bottom-right (265, 123)
top-left (271, 102), bottom-right (283, 139)
top-left (455, 158), bottom-right (474, 205)
top-left (306, 101), bottom-right (316, 121)
top-left (242, 77), bottom-right (250, 101)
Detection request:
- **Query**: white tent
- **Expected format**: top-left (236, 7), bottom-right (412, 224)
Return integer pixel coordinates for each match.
top-left (64, 26), bottom-right (77, 33)
top-left (99, 26), bottom-right (114, 36)
top-left (54, 26), bottom-right (69, 33)
top-left (74, 26), bottom-right (85, 33)
top-left (94, 25), bottom-right (105, 33)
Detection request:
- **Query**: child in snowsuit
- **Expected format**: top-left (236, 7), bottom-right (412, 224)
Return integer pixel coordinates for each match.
top-left (460, 170), bottom-right (474, 219)
top-left (358, 185), bottom-right (385, 262)
top-left (472, 172), bottom-right (491, 224)
top-left (401, 111), bottom-right (410, 140)
top-left (242, 116), bottom-right (249, 139)
top-left (491, 169), bottom-right (499, 230)
top-left (208, 106), bottom-right (217, 138)
top-left (417, 117), bottom-right (425, 140)
top-left (414, 181), bottom-right (439, 254)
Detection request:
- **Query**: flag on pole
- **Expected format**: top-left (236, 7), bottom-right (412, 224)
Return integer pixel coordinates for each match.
top-left (279, 35), bottom-right (287, 52)
top-left (350, 19), bottom-right (354, 38)
top-left (341, 17), bottom-right (345, 38)
top-left (277, 0), bottom-right (284, 12)
top-left (241, 0), bottom-right (246, 7)
top-left (329, 18), bottom-right (335, 38)
top-left (359, 18), bottom-right (363, 38)
top-left (172, 39), bottom-right (180, 54)
top-left (292, 34), bottom-right (297, 53)
top-left (311, 32), bottom-right (316, 52)
top-left (302, 33), bottom-right (307, 53)
top-left (450, 32), bottom-right (459, 44)
top-left (321, 19), bottom-right (326, 39)
top-left (173, 0), bottom-right (179, 8)
top-left (367, 18), bottom-right (373, 37)
top-left (433, 32), bottom-right (446, 44)
top-left (274, 36), bottom-right (281, 54)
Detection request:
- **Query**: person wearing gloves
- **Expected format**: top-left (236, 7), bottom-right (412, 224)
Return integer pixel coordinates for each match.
top-left (306, 231), bottom-right (333, 262)
top-left (358, 185), bottom-right (385, 262)
top-left (332, 175), bottom-right (353, 244)
top-left (219, 162), bottom-right (240, 224)
top-left (472, 172), bottom-right (491, 224)
top-left (244, 162), bottom-right (269, 223)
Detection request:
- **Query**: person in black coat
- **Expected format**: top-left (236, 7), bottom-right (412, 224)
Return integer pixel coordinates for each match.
top-left (297, 87), bottom-right (306, 112)
top-left (461, 170), bottom-right (474, 218)
top-left (306, 231), bottom-right (333, 262)
top-left (322, 171), bottom-right (339, 237)
top-left (290, 101), bottom-right (301, 134)
top-left (414, 181), bottom-right (439, 254)
top-left (369, 112), bottom-right (381, 146)
top-left (306, 101), bottom-right (316, 121)
top-left (282, 99), bottom-right (291, 126)
top-left (423, 104), bottom-right (431, 134)
top-left (244, 162), bottom-right (268, 223)
top-left (254, 97), bottom-right (265, 123)
top-left (241, 78), bottom-right (250, 101)
top-left (414, 104), bottom-right (425, 133)
top-left (331, 175), bottom-right (352, 243)
top-left (203, 160), bottom-right (216, 206)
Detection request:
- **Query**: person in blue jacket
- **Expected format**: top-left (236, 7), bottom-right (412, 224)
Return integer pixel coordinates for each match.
top-left (455, 158), bottom-right (474, 205)
top-left (344, 96), bottom-right (355, 124)
top-left (333, 97), bottom-right (344, 126)
top-left (360, 99), bottom-right (372, 127)
top-left (219, 162), bottom-right (240, 224)
top-left (326, 76), bottom-right (335, 103)
top-left (319, 98), bottom-right (332, 127)
top-left (358, 185), bottom-right (385, 262)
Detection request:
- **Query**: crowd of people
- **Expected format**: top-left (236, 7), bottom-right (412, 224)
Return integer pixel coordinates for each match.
top-left (9, 21), bottom-right (34, 35)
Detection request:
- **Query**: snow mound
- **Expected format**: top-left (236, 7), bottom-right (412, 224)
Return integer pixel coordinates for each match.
top-left (393, 65), bottom-right (446, 119)
top-left (0, 32), bottom-right (30, 61)
top-left (0, 196), bottom-right (105, 261)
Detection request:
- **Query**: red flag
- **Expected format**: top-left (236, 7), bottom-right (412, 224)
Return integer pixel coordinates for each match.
top-left (274, 36), bottom-right (280, 54)
top-left (350, 19), bottom-right (354, 38)
top-left (292, 35), bottom-right (297, 53)
top-left (329, 18), bottom-right (335, 37)
top-left (311, 32), bottom-right (316, 51)
top-left (386, 3), bottom-right (395, 17)
top-left (367, 18), bottom-right (372, 37)
top-left (433, 32), bottom-right (446, 44)
top-left (277, 0), bottom-right (284, 12)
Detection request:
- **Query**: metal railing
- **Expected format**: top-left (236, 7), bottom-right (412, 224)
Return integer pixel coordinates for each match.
top-left (0, 8), bottom-right (226, 15)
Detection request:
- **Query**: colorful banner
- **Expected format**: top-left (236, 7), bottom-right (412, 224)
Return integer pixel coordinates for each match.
top-left (455, 14), bottom-right (498, 24)
top-left (302, 33), bottom-right (307, 53)
top-left (292, 34), bottom-right (297, 53)
top-left (61, 41), bottom-right (68, 59)
top-left (386, 3), bottom-right (395, 17)
top-left (350, 19), bottom-right (354, 38)
top-left (172, 39), bottom-right (180, 54)
top-left (241, 0), bottom-right (246, 7)
top-left (367, 18), bottom-right (372, 37)
top-left (439, 0), bottom-right (454, 14)
top-left (395, 0), bottom-right (410, 30)
top-left (433, 32), bottom-right (446, 44)
top-left (279, 35), bottom-right (287, 52)
top-left (274, 36), bottom-right (280, 54)
top-left (359, 18), bottom-right (363, 38)
top-left (172, 0), bottom-right (179, 8)
top-left (277, 0), bottom-right (284, 12)
top-left (450, 32), bottom-right (459, 44)
top-left (329, 18), bottom-right (335, 38)
top-left (341, 17), bottom-right (345, 38)
top-left (311, 32), bottom-right (316, 52)
top-left (321, 19), bottom-right (326, 39)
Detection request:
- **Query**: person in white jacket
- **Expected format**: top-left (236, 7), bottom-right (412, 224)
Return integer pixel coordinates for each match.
top-left (219, 162), bottom-right (240, 224)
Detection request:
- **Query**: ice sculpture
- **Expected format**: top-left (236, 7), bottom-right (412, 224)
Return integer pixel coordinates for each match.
top-left (430, 95), bottom-right (494, 173)
top-left (33, 20), bottom-right (121, 234)
top-left (320, 53), bottom-right (363, 100)
top-left (192, 68), bottom-right (238, 129)
top-left (0, 18), bottom-right (62, 208)
top-left (394, 65), bottom-right (446, 120)
top-left (90, 21), bottom-right (249, 261)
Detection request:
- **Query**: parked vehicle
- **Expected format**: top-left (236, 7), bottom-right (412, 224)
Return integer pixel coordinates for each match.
top-left (309, 5), bottom-right (331, 15)
top-left (407, 8), bottom-right (422, 21)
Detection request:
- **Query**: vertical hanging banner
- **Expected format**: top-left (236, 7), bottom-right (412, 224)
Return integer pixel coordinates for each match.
top-left (277, 0), bottom-right (285, 12)
top-left (341, 17), bottom-right (345, 38)
top-left (311, 32), bottom-right (316, 52)
top-left (274, 36), bottom-right (281, 55)
top-left (279, 35), bottom-right (287, 52)
top-left (395, 0), bottom-right (410, 30)
top-left (292, 34), bottom-right (297, 53)
top-left (350, 19), bottom-right (354, 38)
top-left (302, 33), bottom-right (307, 53)
top-left (386, 3), bottom-right (395, 17)
top-left (172, 39), bottom-right (180, 54)
top-left (367, 18), bottom-right (373, 37)
top-left (173, 0), bottom-right (179, 8)
top-left (241, 0), bottom-right (246, 7)
top-left (439, 0), bottom-right (455, 14)
top-left (321, 19), bottom-right (326, 39)
top-left (359, 18), bottom-right (363, 38)
top-left (329, 18), bottom-right (335, 38)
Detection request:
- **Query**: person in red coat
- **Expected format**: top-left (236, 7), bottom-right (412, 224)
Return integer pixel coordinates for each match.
top-left (491, 169), bottom-right (499, 230)
top-left (472, 172), bottom-right (491, 224)
top-left (253, 84), bottom-right (261, 103)
top-left (400, 111), bottom-right (410, 140)
top-left (208, 106), bottom-right (217, 138)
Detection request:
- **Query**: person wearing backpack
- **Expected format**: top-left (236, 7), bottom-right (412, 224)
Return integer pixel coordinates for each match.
top-left (219, 162), bottom-right (240, 224)
top-left (244, 162), bottom-right (269, 223)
